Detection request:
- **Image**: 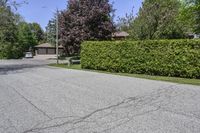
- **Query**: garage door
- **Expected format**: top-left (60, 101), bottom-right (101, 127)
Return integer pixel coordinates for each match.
top-left (47, 48), bottom-right (56, 54)
top-left (38, 48), bottom-right (47, 54)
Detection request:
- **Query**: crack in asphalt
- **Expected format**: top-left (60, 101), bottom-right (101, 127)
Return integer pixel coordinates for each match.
top-left (23, 97), bottom-right (136, 133)
top-left (2, 65), bottom-right (199, 133)
top-left (8, 85), bottom-right (52, 120)
top-left (22, 85), bottom-right (194, 133)
top-left (99, 107), bottom-right (161, 133)
top-left (3, 61), bottom-right (200, 132)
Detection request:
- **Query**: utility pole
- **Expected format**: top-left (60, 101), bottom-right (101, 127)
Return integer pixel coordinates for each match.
top-left (56, 9), bottom-right (59, 64)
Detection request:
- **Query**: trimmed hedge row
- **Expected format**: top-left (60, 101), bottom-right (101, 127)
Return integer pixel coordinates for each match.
top-left (81, 40), bottom-right (200, 79)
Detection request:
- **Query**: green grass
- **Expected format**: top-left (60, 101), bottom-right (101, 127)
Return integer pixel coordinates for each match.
top-left (49, 64), bottom-right (200, 86)
top-left (50, 64), bottom-right (82, 70)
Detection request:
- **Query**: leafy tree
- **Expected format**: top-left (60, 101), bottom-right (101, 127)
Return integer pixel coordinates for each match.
top-left (192, 0), bottom-right (200, 33)
top-left (0, 0), bottom-right (18, 43)
top-left (17, 22), bottom-right (37, 53)
top-left (0, 0), bottom-right (39, 59)
top-left (0, 0), bottom-right (19, 58)
top-left (0, 0), bottom-right (28, 10)
top-left (178, 0), bottom-right (200, 34)
top-left (178, 0), bottom-right (194, 33)
top-left (129, 0), bottom-right (185, 40)
top-left (46, 18), bottom-right (56, 45)
top-left (59, 0), bottom-right (115, 55)
top-left (30, 22), bottom-right (44, 43)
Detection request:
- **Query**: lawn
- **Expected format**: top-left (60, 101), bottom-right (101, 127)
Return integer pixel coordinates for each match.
top-left (49, 64), bottom-right (200, 86)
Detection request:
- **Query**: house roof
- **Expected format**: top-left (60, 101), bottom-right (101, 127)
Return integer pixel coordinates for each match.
top-left (112, 31), bottom-right (129, 38)
top-left (35, 43), bottom-right (64, 48)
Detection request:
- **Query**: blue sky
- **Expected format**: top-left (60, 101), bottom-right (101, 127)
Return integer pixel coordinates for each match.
top-left (17, 0), bottom-right (142, 30)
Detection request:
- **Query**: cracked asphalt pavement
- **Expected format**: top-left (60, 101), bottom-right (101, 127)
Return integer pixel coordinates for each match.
top-left (0, 60), bottom-right (200, 133)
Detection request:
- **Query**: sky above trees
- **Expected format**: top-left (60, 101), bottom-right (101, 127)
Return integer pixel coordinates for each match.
top-left (16, 0), bottom-right (142, 29)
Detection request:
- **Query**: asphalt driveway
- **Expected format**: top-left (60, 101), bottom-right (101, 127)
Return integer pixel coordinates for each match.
top-left (0, 60), bottom-right (200, 133)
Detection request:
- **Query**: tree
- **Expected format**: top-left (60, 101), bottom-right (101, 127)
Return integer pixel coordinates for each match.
top-left (129, 0), bottom-right (185, 40)
top-left (0, 0), bottom-right (28, 10)
top-left (0, 0), bottom-right (19, 58)
top-left (116, 8), bottom-right (134, 32)
top-left (178, 0), bottom-right (194, 33)
top-left (0, 0), bottom-right (38, 59)
top-left (59, 0), bottom-right (115, 55)
top-left (0, 0), bottom-right (18, 43)
top-left (17, 22), bottom-right (37, 53)
top-left (178, 0), bottom-right (200, 34)
top-left (30, 23), bottom-right (44, 43)
top-left (84, 0), bottom-right (115, 40)
top-left (192, 0), bottom-right (200, 33)
top-left (178, 0), bottom-right (200, 33)
top-left (46, 18), bottom-right (56, 45)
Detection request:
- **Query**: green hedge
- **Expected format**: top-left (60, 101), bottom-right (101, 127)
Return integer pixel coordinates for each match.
top-left (81, 40), bottom-right (200, 79)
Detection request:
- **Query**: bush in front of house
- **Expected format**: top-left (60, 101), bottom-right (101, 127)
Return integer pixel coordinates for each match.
top-left (81, 40), bottom-right (200, 79)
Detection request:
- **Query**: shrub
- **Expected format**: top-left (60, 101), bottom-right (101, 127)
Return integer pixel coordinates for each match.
top-left (81, 40), bottom-right (200, 79)
top-left (0, 42), bottom-right (23, 59)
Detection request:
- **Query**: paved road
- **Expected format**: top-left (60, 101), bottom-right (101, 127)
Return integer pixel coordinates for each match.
top-left (0, 60), bottom-right (200, 133)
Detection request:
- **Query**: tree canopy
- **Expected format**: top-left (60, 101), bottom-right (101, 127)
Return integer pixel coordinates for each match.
top-left (178, 0), bottom-right (200, 34)
top-left (0, 0), bottom-right (19, 58)
top-left (58, 0), bottom-right (115, 55)
top-left (128, 0), bottom-right (185, 40)
top-left (191, 0), bottom-right (200, 33)
top-left (116, 0), bottom-right (200, 40)
top-left (46, 17), bottom-right (56, 45)
top-left (0, 0), bottom-right (44, 59)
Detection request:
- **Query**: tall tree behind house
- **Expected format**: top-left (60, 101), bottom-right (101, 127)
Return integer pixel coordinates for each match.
top-left (129, 0), bottom-right (185, 40)
top-left (59, 0), bottom-right (115, 55)
top-left (46, 18), bottom-right (56, 45)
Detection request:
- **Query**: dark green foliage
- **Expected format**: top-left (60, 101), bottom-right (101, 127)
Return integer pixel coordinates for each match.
top-left (0, 1), bottom-right (19, 58)
top-left (193, 0), bottom-right (200, 33)
top-left (17, 22), bottom-right (37, 52)
top-left (30, 23), bottom-right (44, 44)
top-left (0, 0), bottom-right (43, 59)
top-left (81, 40), bottom-right (200, 79)
top-left (179, 0), bottom-right (200, 34)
